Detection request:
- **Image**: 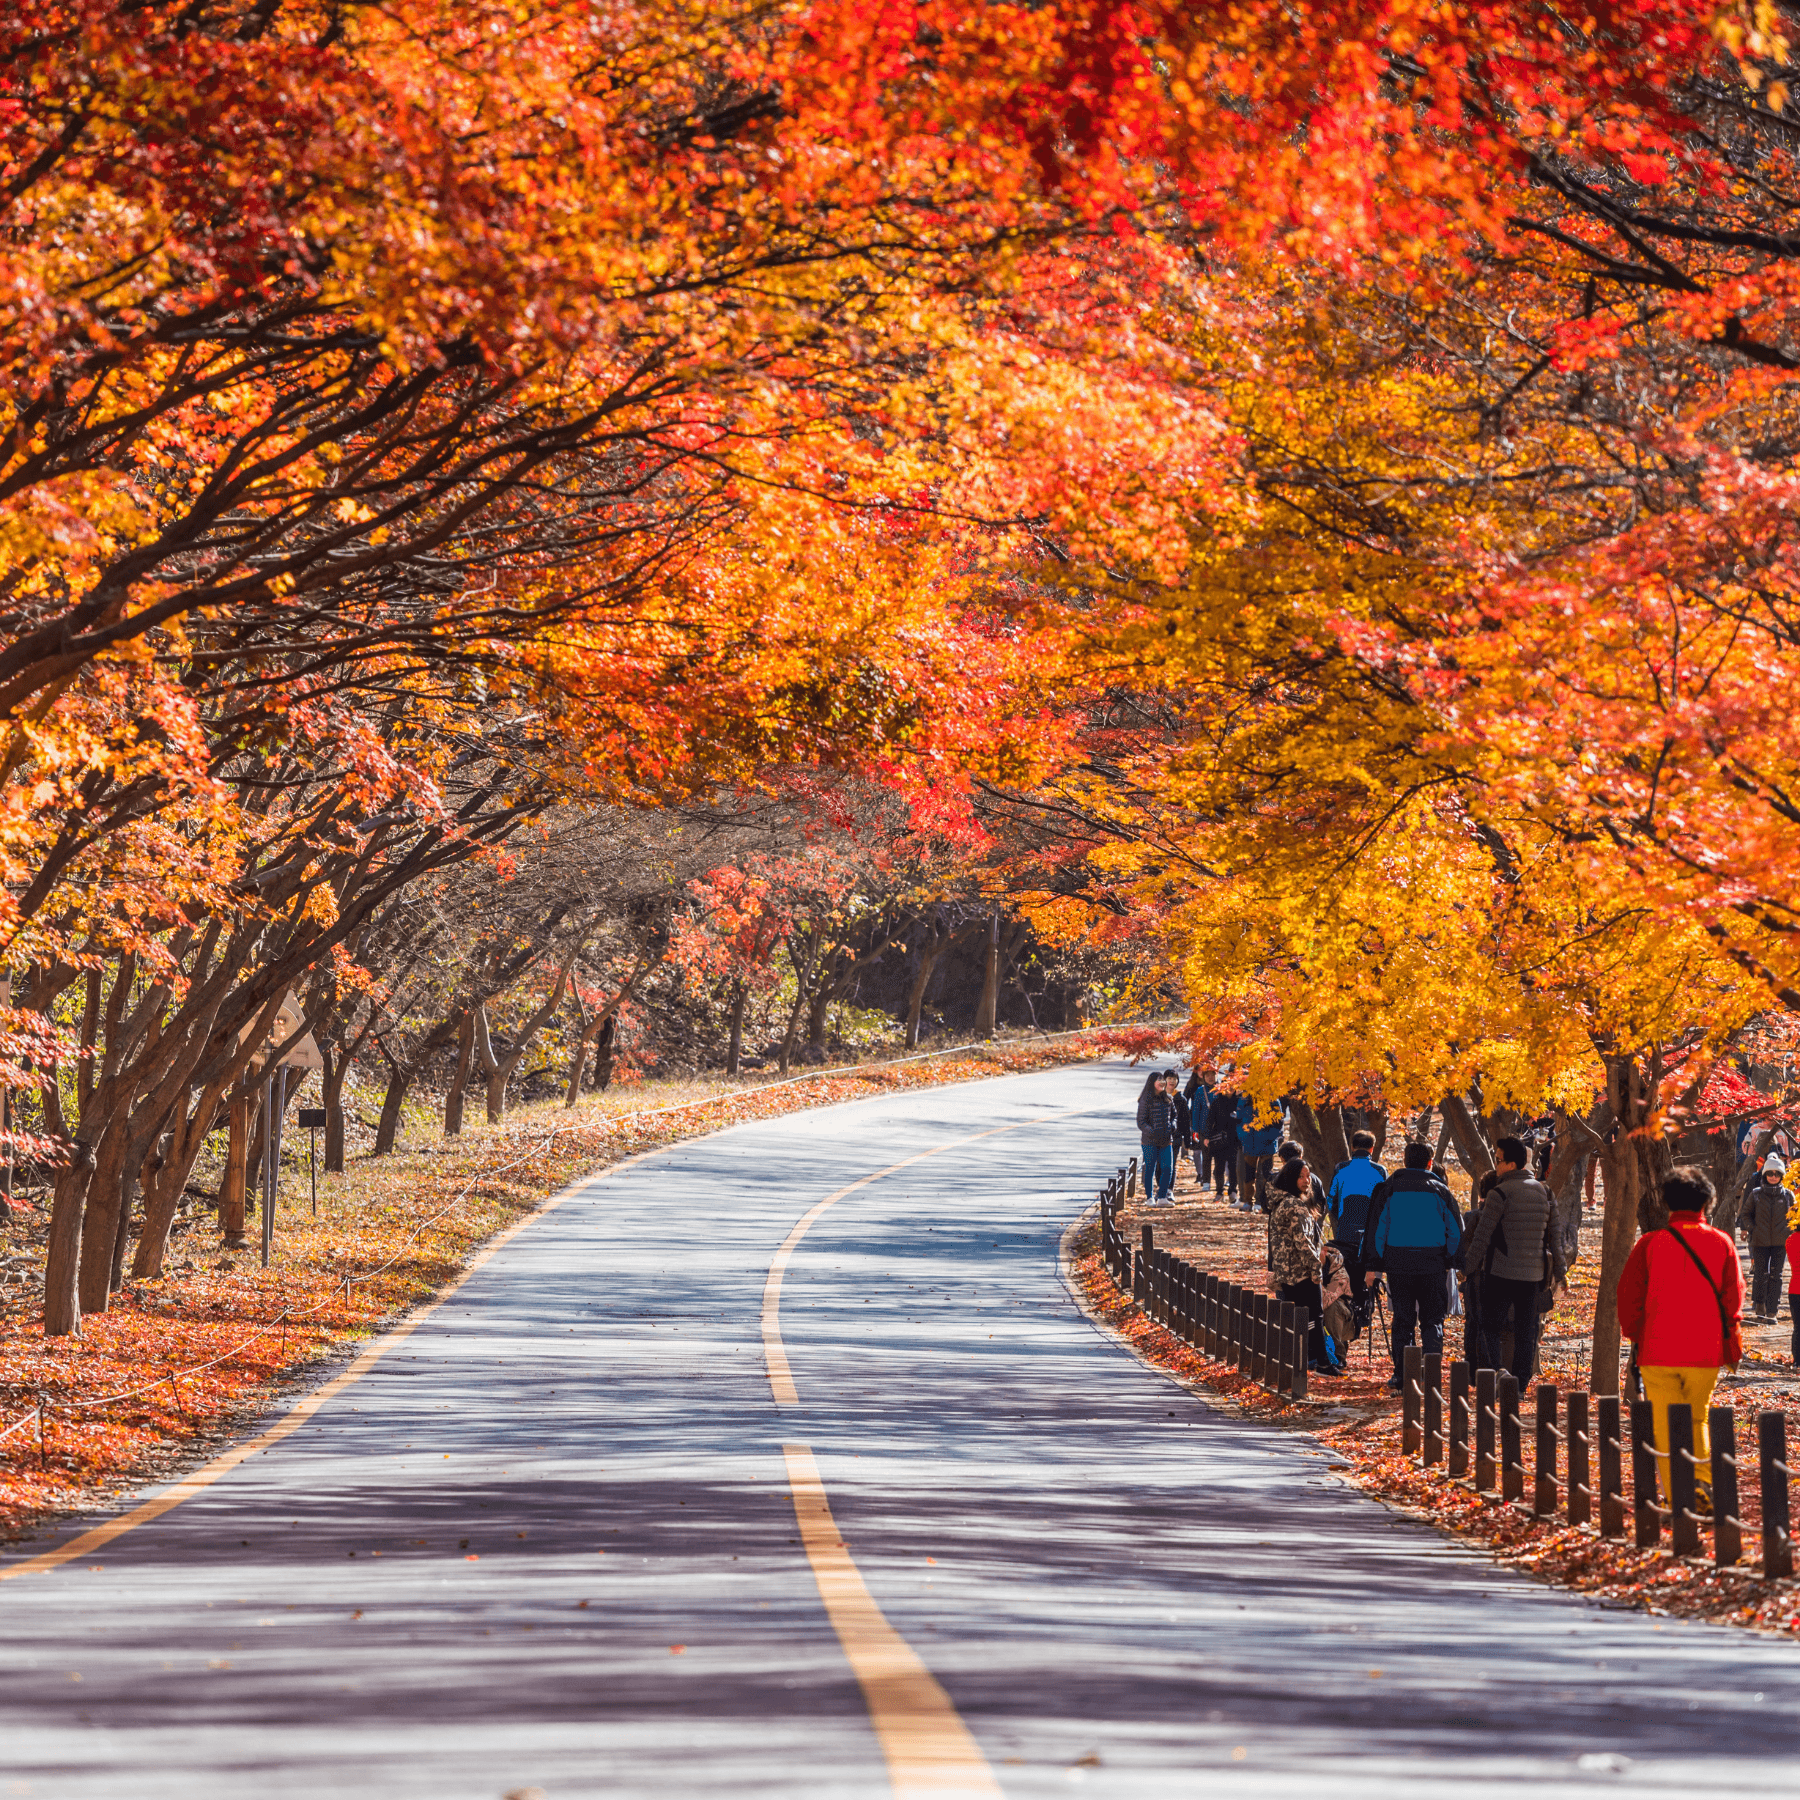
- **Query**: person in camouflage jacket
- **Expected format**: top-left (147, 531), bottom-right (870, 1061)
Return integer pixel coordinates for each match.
top-left (1268, 1159), bottom-right (1335, 1372)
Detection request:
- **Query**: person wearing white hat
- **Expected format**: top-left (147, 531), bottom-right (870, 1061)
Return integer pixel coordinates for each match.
top-left (1739, 1152), bottom-right (1792, 1321)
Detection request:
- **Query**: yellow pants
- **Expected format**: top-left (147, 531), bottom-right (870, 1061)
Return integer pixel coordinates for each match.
top-left (1640, 1365), bottom-right (1720, 1492)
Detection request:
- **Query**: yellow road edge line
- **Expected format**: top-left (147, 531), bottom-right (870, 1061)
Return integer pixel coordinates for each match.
top-left (760, 1108), bottom-right (1089, 1409)
top-left (0, 1143), bottom-right (667, 1583)
top-left (783, 1443), bottom-right (1002, 1799)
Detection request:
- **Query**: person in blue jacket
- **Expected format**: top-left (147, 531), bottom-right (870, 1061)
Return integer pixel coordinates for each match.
top-left (1183, 1069), bottom-right (1213, 1186)
top-left (1363, 1141), bottom-right (1462, 1393)
top-left (1235, 1093), bottom-right (1285, 1213)
top-left (1326, 1130), bottom-right (1386, 1332)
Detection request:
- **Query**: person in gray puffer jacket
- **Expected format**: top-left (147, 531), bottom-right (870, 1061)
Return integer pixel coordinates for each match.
top-left (1739, 1153), bottom-right (1792, 1320)
top-left (1463, 1134), bottom-right (1567, 1384)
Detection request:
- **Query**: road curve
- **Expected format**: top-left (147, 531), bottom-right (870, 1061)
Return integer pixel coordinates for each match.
top-left (4, 1059), bottom-right (1799, 1798)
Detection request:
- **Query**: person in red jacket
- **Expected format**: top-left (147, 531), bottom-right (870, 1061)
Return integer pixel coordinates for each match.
top-left (1616, 1172), bottom-right (1744, 1505)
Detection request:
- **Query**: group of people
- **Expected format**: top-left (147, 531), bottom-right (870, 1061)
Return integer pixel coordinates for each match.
top-left (1136, 1067), bottom-right (1567, 1389)
top-left (1133, 1065), bottom-right (1800, 1511)
top-left (1133, 1067), bottom-right (1283, 1213)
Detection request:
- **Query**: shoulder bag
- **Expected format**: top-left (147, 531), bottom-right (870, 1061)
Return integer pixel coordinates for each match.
top-left (1662, 1225), bottom-right (1744, 1370)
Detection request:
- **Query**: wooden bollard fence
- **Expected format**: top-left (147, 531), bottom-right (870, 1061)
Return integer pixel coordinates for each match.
top-left (1760, 1411), bottom-right (1793, 1579)
top-left (1631, 1399), bottom-right (1664, 1549)
top-left (1567, 1390), bottom-right (1590, 1529)
top-left (1534, 1384), bottom-right (1560, 1518)
top-left (1448, 1361), bottom-right (1470, 1478)
top-left (1423, 1353), bottom-right (1443, 1465)
top-left (1498, 1373), bottom-right (1523, 1505)
top-left (1086, 1163), bottom-right (1800, 1579)
top-left (1597, 1394), bottom-right (1625, 1540)
top-left (1667, 1403), bottom-right (1702, 1558)
top-left (1475, 1367), bottom-right (1497, 1493)
top-left (1711, 1405), bottom-right (1742, 1568)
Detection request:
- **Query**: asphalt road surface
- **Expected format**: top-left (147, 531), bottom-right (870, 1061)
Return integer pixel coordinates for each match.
top-left (4, 1059), bottom-right (1800, 1798)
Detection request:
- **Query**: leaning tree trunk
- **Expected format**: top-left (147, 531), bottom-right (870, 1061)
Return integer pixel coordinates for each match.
top-left (133, 1073), bottom-right (233, 1279)
top-left (1439, 1093), bottom-right (1495, 1183)
top-left (372, 1062), bottom-right (412, 1157)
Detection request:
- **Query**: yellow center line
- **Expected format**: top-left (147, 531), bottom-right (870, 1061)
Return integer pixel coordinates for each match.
top-left (764, 1104), bottom-right (1096, 1798)
top-left (784, 1443), bottom-right (1002, 1799)
top-left (760, 1110), bottom-right (1086, 1407)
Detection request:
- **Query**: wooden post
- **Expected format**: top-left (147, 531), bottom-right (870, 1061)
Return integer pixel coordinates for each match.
top-left (1475, 1367), bottom-right (1497, 1493)
top-left (1448, 1362), bottom-right (1470, 1478)
top-left (1567, 1390), bottom-right (1591, 1529)
top-left (1631, 1398), bottom-right (1662, 1549)
top-left (1499, 1373), bottom-right (1523, 1504)
top-left (220, 1090), bottom-right (249, 1249)
top-left (1291, 1303), bottom-right (1308, 1401)
top-left (1135, 1224), bottom-right (1151, 1304)
top-left (1402, 1346), bottom-right (1423, 1459)
top-left (1224, 1283), bottom-right (1240, 1370)
top-left (1202, 1273), bottom-right (1217, 1356)
top-left (1248, 1293), bottom-right (1264, 1386)
top-left (1534, 1384), bottom-right (1559, 1518)
top-left (1710, 1405), bottom-right (1741, 1569)
top-left (1760, 1411), bottom-right (1793, 1579)
top-left (1597, 1394), bottom-right (1625, 1540)
top-left (1423, 1353), bottom-right (1443, 1466)
top-left (1667, 1403), bottom-right (1702, 1558)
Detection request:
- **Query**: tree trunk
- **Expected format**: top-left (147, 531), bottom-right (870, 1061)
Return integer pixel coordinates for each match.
top-left (1439, 1093), bottom-right (1495, 1181)
top-left (109, 1160), bottom-right (142, 1294)
top-left (905, 933), bottom-right (949, 1049)
top-left (468, 1003), bottom-right (500, 1126)
top-left (42, 1149), bottom-right (95, 1336)
top-left (133, 1078), bottom-right (231, 1280)
top-left (778, 942), bottom-right (814, 1075)
top-left (1284, 1098), bottom-right (1331, 1177)
top-left (564, 1035), bottom-right (590, 1105)
top-left (1591, 1054), bottom-right (1675, 1395)
top-left (806, 978), bottom-right (833, 1060)
top-left (726, 982), bottom-right (746, 1076)
top-left (487, 953), bottom-right (579, 1122)
top-left (444, 1010), bottom-right (474, 1136)
top-left (221, 1089), bottom-right (250, 1243)
top-left (974, 913), bottom-right (1000, 1037)
top-left (1546, 1105), bottom-right (1606, 1272)
top-left (321, 1046), bottom-right (349, 1173)
top-left (593, 1013), bottom-right (616, 1091)
top-left (373, 1064), bottom-right (411, 1157)
top-left (76, 1120), bottom-right (135, 1315)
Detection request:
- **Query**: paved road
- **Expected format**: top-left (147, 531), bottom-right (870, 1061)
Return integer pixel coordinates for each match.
top-left (4, 1060), bottom-right (1799, 1798)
